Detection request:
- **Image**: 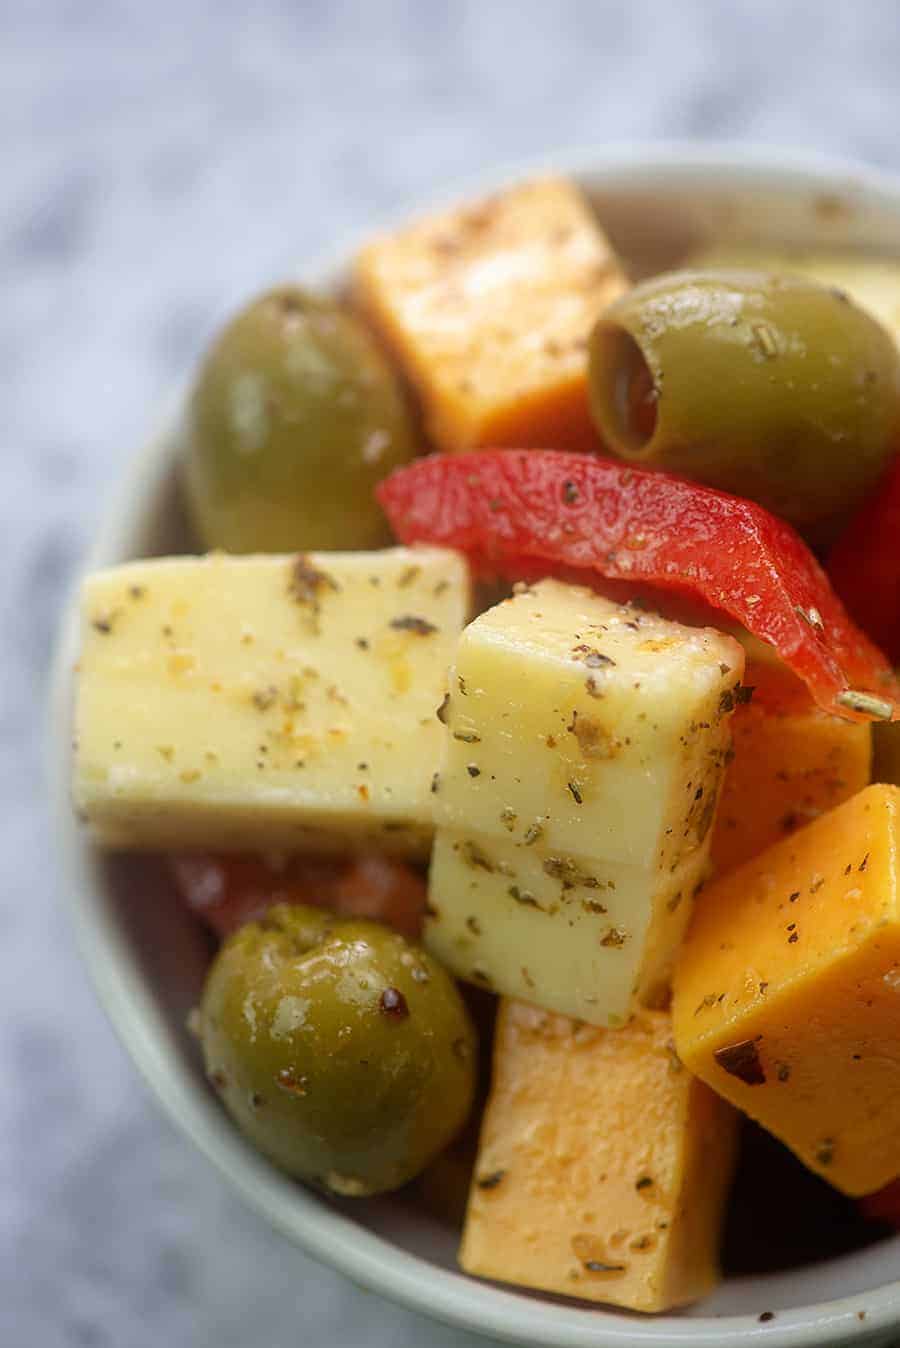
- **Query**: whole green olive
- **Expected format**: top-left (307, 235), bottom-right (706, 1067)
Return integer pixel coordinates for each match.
top-left (588, 269), bottom-right (900, 546)
top-left (199, 904), bottom-right (477, 1196)
top-left (184, 286), bottom-right (417, 553)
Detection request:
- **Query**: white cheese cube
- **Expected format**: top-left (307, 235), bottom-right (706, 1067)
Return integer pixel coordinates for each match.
top-left (428, 831), bottom-right (709, 1022)
top-left (434, 580), bottom-right (744, 868)
top-left (426, 580), bottom-right (744, 1023)
top-left (74, 548), bottom-right (470, 856)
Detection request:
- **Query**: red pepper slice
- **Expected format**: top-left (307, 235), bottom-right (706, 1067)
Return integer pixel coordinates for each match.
top-left (170, 853), bottom-right (426, 939)
top-left (828, 456), bottom-right (900, 665)
top-left (378, 450), bottom-right (900, 722)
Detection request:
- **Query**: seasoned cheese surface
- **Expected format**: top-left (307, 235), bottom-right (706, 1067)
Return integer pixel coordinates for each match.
top-left (675, 783), bottom-right (900, 1196)
top-left (711, 659), bottom-right (871, 876)
top-left (74, 548), bottom-right (470, 856)
top-left (354, 176), bottom-right (628, 453)
top-left (427, 580), bottom-right (744, 1023)
top-left (461, 1001), bottom-right (738, 1313)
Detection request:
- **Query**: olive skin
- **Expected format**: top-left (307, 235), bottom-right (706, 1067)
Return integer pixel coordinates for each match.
top-left (184, 287), bottom-right (417, 553)
top-left (588, 269), bottom-right (900, 546)
top-left (199, 904), bottom-right (477, 1196)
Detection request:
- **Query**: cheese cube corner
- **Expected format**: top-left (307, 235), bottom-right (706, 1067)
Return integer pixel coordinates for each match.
top-left (74, 548), bottom-right (470, 857)
top-left (460, 1000), bottom-right (738, 1313)
top-left (427, 580), bottom-right (745, 1024)
top-left (711, 659), bottom-right (871, 875)
top-left (674, 783), bottom-right (900, 1196)
top-left (354, 176), bottom-right (628, 454)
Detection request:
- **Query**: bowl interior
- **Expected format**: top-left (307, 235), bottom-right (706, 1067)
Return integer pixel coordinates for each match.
top-left (51, 147), bottom-right (900, 1347)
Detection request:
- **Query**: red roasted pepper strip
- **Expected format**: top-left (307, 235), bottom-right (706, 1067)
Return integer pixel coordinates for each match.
top-left (378, 450), bottom-right (900, 722)
top-left (828, 455), bottom-right (900, 665)
top-left (170, 853), bottom-right (426, 939)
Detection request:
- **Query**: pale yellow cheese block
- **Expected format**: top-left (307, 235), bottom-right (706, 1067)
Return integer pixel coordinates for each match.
top-left (74, 548), bottom-right (470, 856)
top-left (429, 829), bottom-right (708, 1024)
top-left (461, 1000), bottom-right (738, 1313)
top-left (426, 580), bottom-right (744, 1024)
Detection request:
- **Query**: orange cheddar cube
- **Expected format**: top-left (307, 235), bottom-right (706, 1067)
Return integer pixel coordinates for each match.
top-left (460, 1000), bottom-right (738, 1312)
top-left (354, 176), bottom-right (627, 454)
top-left (674, 783), bottom-right (900, 1197)
top-left (711, 660), bottom-right (871, 876)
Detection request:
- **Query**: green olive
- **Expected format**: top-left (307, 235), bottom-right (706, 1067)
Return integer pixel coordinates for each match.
top-left (588, 269), bottom-right (900, 546)
top-left (184, 286), bottom-right (417, 553)
top-left (199, 904), bottom-right (477, 1196)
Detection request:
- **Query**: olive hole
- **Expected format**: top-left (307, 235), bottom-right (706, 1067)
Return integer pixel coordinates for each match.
top-left (593, 323), bottom-right (658, 455)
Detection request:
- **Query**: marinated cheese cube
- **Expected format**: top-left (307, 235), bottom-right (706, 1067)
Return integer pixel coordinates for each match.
top-left (711, 659), bottom-right (871, 876)
top-left (428, 830), bottom-right (708, 1023)
top-left (461, 1000), bottom-right (738, 1313)
top-left (74, 548), bottom-right (470, 857)
top-left (354, 176), bottom-right (628, 454)
top-left (674, 783), bottom-right (900, 1196)
top-left (427, 580), bottom-right (744, 1024)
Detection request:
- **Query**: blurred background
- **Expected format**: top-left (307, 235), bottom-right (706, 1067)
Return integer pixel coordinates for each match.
top-left (7, 2), bottom-right (900, 1343)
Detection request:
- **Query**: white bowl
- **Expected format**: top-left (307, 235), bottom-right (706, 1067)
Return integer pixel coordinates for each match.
top-left (49, 144), bottom-right (900, 1348)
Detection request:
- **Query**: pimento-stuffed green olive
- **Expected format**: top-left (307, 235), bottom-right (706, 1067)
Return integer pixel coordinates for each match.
top-left (199, 904), bottom-right (476, 1196)
top-left (184, 287), bottom-right (416, 553)
top-left (588, 269), bottom-right (900, 546)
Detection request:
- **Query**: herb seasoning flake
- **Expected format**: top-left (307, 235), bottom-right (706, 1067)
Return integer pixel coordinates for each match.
top-left (288, 555), bottom-right (339, 609)
top-left (600, 926), bottom-right (627, 948)
top-left (390, 614), bottom-right (438, 636)
top-left (714, 1038), bottom-right (766, 1085)
top-left (476, 1169), bottom-right (506, 1190)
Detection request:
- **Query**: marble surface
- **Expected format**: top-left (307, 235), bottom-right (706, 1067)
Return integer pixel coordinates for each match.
top-left (9, 2), bottom-right (900, 1344)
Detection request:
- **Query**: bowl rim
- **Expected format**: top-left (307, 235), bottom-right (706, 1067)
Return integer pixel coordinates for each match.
top-left (48, 139), bottom-right (900, 1347)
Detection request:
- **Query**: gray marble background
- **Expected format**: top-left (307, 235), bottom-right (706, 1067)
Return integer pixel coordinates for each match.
top-left (8, 2), bottom-right (900, 1344)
